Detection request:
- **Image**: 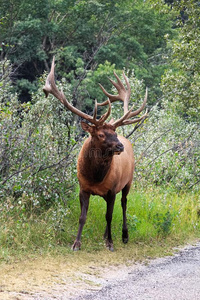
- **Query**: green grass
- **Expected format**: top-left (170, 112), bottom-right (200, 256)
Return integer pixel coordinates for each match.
top-left (79, 186), bottom-right (200, 250)
top-left (0, 185), bottom-right (200, 262)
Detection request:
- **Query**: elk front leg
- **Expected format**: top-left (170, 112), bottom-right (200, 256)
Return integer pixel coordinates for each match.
top-left (72, 190), bottom-right (90, 251)
top-left (104, 191), bottom-right (116, 251)
top-left (121, 185), bottom-right (130, 244)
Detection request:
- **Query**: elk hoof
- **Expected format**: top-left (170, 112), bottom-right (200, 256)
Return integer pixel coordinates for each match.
top-left (72, 240), bottom-right (81, 251)
top-left (122, 230), bottom-right (129, 244)
top-left (106, 240), bottom-right (114, 252)
top-left (122, 237), bottom-right (129, 244)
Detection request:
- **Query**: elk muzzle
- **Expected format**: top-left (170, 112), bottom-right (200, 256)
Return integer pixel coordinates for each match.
top-left (113, 141), bottom-right (124, 155)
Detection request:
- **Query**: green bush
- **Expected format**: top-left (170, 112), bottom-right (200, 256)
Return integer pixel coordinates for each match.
top-left (132, 99), bottom-right (199, 191)
top-left (0, 61), bottom-right (80, 208)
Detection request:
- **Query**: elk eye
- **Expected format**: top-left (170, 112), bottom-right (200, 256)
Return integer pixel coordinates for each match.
top-left (98, 134), bottom-right (104, 138)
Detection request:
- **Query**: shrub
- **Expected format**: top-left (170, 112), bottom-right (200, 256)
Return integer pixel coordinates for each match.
top-left (0, 61), bottom-right (80, 208)
top-left (132, 100), bottom-right (199, 191)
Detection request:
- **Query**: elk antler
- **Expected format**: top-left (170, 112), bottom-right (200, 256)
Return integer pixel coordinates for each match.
top-left (99, 72), bottom-right (148, 128)
top-left (43, 57), bottom-right (111, 126)
top-left (98, 72), bottom-right (131, 114)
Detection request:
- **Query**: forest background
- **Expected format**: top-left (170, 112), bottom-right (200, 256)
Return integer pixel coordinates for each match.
top-left (0, 0), bottom-right (199, 258)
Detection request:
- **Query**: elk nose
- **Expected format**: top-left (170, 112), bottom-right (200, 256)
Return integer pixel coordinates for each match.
top-left (116, 142), bottom-right (124, 152)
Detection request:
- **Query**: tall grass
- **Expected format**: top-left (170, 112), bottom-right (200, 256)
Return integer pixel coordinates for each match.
top-left (79, 186), bottom-right (200, 250)
top-left (0, 185), bottom-right (199, 261)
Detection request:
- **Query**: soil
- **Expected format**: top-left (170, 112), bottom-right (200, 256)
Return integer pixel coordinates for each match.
top-left (0, 241), bottom-right (200, 300)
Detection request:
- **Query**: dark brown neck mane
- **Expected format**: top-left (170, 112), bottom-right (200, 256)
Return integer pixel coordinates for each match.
top-left (81, 142), bottom-right (113, 183)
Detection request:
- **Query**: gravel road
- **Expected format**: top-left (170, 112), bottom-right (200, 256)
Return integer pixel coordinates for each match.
top-left (2, 242), bottom-right (200, 299)
top-left (74, 242), bottom-right (200, 300)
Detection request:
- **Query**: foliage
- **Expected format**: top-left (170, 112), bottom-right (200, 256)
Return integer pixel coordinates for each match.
top-left (0, 0), bottom-right (174, 104)
top-left (132, 100), bottom-right (199, 191)
top-left (0, 60), bottom-right (80, 207)
top-left (154, 0), bottom-right (200, 119)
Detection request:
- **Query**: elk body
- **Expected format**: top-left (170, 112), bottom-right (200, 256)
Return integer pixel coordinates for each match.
top-left (43, 57), bottom-right (147, 251)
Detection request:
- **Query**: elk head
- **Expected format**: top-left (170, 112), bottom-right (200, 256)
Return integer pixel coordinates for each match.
top-left (81, 122), bottom-right (124, 158)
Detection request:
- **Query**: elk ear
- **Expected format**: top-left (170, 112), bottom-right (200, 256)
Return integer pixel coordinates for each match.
top-left (81, 121), bottom-right (94, 134)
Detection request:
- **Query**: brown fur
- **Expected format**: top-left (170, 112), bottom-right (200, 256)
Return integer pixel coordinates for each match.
top-left (72, 122), bottom-right (134, 251)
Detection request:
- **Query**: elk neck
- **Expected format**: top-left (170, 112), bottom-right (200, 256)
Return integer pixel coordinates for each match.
top-left (80, 140), bottom-right (113, 184)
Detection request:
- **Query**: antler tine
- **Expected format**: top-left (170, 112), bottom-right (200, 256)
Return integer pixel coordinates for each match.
top-left (98, 71), bottom-right (131, 114)
top-left (121, 109), bottom-right (148, 126)
top-left (98, 83), bottom-right (119, 104)
top-left (43, 57), bottom-right (111, 126)
top-left (92, 99), bottom-right (111, 125)
top-left (93, 100), bottom-right (98, 121)
top-left (128, 87), bottom-right (148, 118)
top-left (43, 57), bottom-right (64, 103)
top-left (109, 72), bottom-right (124, 92)
top-left (122, 71), bottom-right (131, 113)
top-left (112, 88), bottom-right (148, 128)
top-left (98, 99), bottom-right (111, 124)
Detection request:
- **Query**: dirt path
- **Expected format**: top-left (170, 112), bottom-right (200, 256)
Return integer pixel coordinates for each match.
top-left (75, 242), bottom-right (200, 300)
top-left (0, 242), bottom-right (200, 299)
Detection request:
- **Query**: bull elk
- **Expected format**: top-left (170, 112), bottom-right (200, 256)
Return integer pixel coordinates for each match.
top-left (43, 57), bottom-right (147, 251)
